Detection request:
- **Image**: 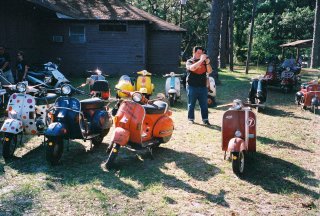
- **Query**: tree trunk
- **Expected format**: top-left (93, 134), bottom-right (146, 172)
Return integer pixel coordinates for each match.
top-left (207, 0), bottom-right (222, 82)
top-left (219, 0), bottom-right (228, 68)
top-left (311, 0), bottom-right (320, 68)
top-left (228, 0), bottom-right (234, 71)
top-left (245, 0), bottom-right (258, 74)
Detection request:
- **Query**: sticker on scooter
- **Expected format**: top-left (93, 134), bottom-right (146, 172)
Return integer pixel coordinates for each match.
top-left (225, 115), bottom-right (233, 119)
top-left (247, 117), bottom-right (255, 127)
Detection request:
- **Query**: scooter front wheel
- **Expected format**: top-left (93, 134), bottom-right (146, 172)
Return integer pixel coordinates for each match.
top-left (232, 151), bottom-right (245, 176)
top-left (169, 96), bottom-right (175, 107)
top-left (105, 143), bottom-right (120, 169)
top-left (46, 137), bottom-right (64, 165)
top-left (2, 133), bottom-right (19, 160)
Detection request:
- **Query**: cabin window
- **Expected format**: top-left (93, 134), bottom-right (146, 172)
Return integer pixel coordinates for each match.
top-left (99, 24), bottom-right (127, 32)
top-left (69, 26), bottom-right (86, 43)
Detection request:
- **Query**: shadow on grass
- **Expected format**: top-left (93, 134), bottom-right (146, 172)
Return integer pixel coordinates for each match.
top-left (243, 152), bottom-right (319, 199)
top-left (262, 106), bottom-right (312, 120)
top-left (258, 136), bottom-right (313, 152)
top-left (6, 142), bottom-right (227, 206)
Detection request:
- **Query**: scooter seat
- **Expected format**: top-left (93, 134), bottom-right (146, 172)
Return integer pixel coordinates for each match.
top-left (143, 101), bottom-right (167, 114)
top-left (80, 97), bottom-right (105, 110)
top-left (35, 93), bottom-right (58, 105)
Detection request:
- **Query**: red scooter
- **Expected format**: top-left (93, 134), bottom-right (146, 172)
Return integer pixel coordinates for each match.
top-left (106, 89), bottom-right (174, 169)
top-left (222, 99), bottom-right (257, 176)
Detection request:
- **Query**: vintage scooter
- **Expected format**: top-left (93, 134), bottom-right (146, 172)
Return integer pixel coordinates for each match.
top-left (135, 70), bottom-right (154, 99)
top-left (163, 72), bottom-right (183, 106)
top-left (222, 99), bottom-right (256, 176)
top-left (1, 82), bottom-right (57, 160)
top-left (82, 69), bottom-right (110, 100)
top-left (45, 84), bottom-right (113, 165)
top-left (27, 61), bottom-right (69, 89)
top-left (248, 76), bottom-right (268, 112)
top-left (115, 75), bottom-right (135, 98)
top-left (295, 79), bottom-right (320, 113)
top-left (207, 74), bottom-right (217, 107)
top-left (105, 89), bottom-right (174, 169)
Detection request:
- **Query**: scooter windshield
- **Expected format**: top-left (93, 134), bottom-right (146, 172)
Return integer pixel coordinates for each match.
top-left (119, 75), bottom-right (132, 83)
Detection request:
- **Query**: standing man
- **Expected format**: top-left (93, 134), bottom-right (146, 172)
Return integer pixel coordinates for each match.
top-left (16, 51), bottom-right (29, 82)
top-left (186, 46), bottom-right (212, 125)
top-left (0, 46), bottom-right (14, 84)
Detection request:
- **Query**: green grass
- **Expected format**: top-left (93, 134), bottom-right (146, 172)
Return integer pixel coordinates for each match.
top-left (0, 66), bottom-right (319, 215)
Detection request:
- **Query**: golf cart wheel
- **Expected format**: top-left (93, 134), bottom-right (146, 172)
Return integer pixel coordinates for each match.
top-left (105, 143), bottom-right (120, 169)
top-left (2, 133), bottom-right (19, 160)
top-left (46, 137), bottom-right (64, 165)
top-left (232, 151), bottom-right (245, 176)
top-left (207, 96), bottom-right (216, 107)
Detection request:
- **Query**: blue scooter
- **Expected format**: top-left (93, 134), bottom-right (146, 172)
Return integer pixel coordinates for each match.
top-left (45, 84), bottom-right (113, 165)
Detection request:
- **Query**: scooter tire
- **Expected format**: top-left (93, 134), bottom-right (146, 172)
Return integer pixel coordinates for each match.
top-left (232, 151), bottom-right (245, 176)
top-left (2, 133), bottom-right (18, 160)
top-left (105, 143), bottom-right (120, 169)
top-left (207, 96), bottom-right (216, 107)
top-left (169, 96), bottom-right (175, 107)
top-left (46, 137), bottom-right (64, 165)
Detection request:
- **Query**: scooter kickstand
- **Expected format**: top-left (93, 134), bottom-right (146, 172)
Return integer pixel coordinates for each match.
top-left (148, 147), bottom-right (154, 160)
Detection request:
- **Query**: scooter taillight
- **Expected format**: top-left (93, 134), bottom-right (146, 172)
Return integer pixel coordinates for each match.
top-left (101, 91), bottom-right (110, 100)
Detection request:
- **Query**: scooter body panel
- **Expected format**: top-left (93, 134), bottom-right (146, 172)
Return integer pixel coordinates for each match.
top-left (49, 97), bottom-right (83, 139)
top-left (116, 75), bottom-right (135, 98)
top-left (45, 122), bottom-right (68, 137)
top-left (222, 110), bottom-right (256, 152)
top-left (136, 76), bottom-right (153, 95)
top-left (111, 127), bottom-right (130, 146)
top-left (6, 93), bottom-right (38, 134)
top-left (0, 119), bottom-right (23, 134)
top-left (165, 77), bottom-right (181, 97)
top-left (114, 101), bottom-right (145, 144)
top-left (208, 77), bottom-right (216, 97)
top-left (227, 137), bottom-right (246, 152)
top-left (152, 115), bottom-right (174, 139)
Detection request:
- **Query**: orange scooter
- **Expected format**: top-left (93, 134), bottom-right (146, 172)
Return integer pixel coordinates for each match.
top-left (222, 99), bottom-right (256, 176)
top-left (105, 89), bottom-right (174, 169)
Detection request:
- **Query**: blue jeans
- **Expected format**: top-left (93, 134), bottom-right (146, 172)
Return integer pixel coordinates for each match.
top-left (187, 85), bottom-right (208, 121)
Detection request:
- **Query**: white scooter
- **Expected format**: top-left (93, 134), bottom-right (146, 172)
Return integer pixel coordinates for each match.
top-left (164, 72), bottom-right (183, 106)
top-left (0, 82), bottom-right (57, 160)
top-left (207, 74), bottom-right (217, 107)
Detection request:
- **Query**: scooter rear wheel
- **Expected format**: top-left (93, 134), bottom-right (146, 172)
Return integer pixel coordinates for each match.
top-left (105, 143), bottom-right (120, 169)
top-left (46, 137), bottom-right (64, 165)
top-left (91, 129), bottom-right (109, 147)
top-left (232, 151), bottom-right (245, 176)
top-left (2, 133), bottom-right (19, 160)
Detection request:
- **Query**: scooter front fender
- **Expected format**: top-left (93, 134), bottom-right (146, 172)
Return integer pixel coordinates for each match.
top-left (168, 89), bottom-right (177, 94)
top-left (227, 137), bottom-right (246, 152)
top-left (45, 122), bottom-right (68, 137)
top-left (111, 127), bottom-right (130, 146)
top-left (0, 119), bottom-right (23, 134)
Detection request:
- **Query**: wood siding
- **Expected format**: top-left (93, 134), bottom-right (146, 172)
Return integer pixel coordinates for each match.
top-left (147, 31), bottom-right (182, 74)
top-left (42, 21), bottom-right (148, 76)
top-left (0, 0), bottom-right (183, 77)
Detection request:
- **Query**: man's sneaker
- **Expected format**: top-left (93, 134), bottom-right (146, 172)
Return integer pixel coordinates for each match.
top-left (203, 120), bottom-right (211, 126)
top-left (188, 120), bottom-right (194, 124)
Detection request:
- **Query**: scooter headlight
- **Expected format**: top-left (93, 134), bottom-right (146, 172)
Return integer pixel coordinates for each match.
top-left (170, 72), bottom-right (175, 76)
top-left (286, 67), bottom-right (290, 72)
top-left (235, 130), bottom-right (242, 138)
top-left (16, 82), bottom-right (27, 93)
top-left (132, 92), bottom-right (142, 102)
top-left (61, 84), bottom-right (72, 95)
